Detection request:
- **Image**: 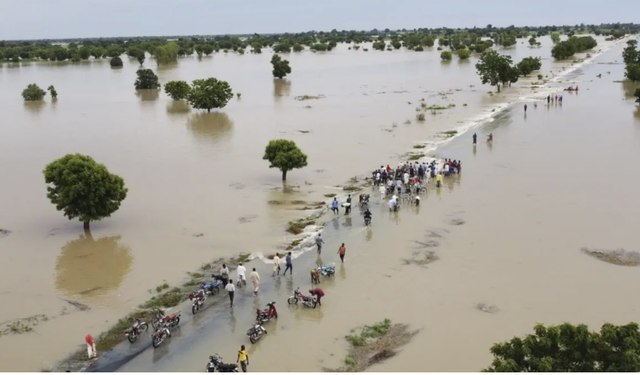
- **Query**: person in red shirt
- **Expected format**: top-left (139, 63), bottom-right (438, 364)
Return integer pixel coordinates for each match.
top-left (309, 288), bottom-right (325, 306)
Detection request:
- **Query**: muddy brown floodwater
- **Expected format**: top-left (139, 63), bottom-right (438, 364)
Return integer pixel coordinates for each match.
top-left (0, 35), bottom-right (637, 371)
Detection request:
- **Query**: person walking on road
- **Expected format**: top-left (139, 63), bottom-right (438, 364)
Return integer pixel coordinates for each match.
top-left (272, 253), bottom-right (281, 276)
top-left (225, 279), bottom-right (235, 307)
top-left (237, 345), bottom-right (249, 372)
top-left (315, 234), bottom-right (325, 254)
top-left (283, 252), bottom-right (293, 276)
top-left (338, 243), bottom-right (346, 263)
top-left (236, 263), bottom-right (246, 286)
top-left (345, 194), bottom-right (352, 215)
top-left (331, 198), bottom-right (339, 214)
top-left (472, 133), bottom-right (478, 145)
top-left (249, 268), bottom-right (260, 296)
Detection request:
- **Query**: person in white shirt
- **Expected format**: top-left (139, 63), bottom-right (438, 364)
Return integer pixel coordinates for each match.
top-left (225, 279), bottom-right (235, 307)
top-left (443, 164), bottom-right (449, 176)
top-left (375, 172), bottom-right (381, 186)
top-left (388, 197), bottom-right (397, 212)
top-left (272, 253), bottom-right (281, 276)
top-left (250, 268), bottom-right (260, 296)
top-left (379, 184), bottom-right (386, 201)
top-left (220, 264), bottom-right (230, 286)
top-left (236, 263), bottom-right (246, 286)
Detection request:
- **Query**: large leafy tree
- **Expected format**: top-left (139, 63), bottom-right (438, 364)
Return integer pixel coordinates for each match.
top-left (475, 50), bottom-right (514, 92)
top-left (263, 139), bottom-right (308, 181)
top-left (484, 322), bottom-right (640, 372)
top-left (22, 83), bottom-right (46, 101)
top-left (134, 69), bottom-right (160, 89)
top-left (623, 40), bottom-right (640, 82)
top-left (186, 77), bottom-right (233, 112)
top-left (271, 54), bottom-right (292, 79)
top-left (164, 80), bottom-right (191, 101)
top-left (43, 154), bottom-right (128, 232)
top-left (516, 57), bottom-right (542, 76)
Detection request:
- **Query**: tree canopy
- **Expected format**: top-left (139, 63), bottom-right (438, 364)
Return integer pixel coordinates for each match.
top-left (153, 42), bottom-right (179, 66)
top-left (551, 36), bottom-right (598, 60)
top-left (475, 50), bottom-right (515, 92)
top-left (22, 83), bottom-right (46, 101)
top-left (440, 51), bottom-right (453, 61)
top-left (516, 57), bottom-right (542, 76)
top-left (43, 154), bottom-right (128, 231)
top-left (110, 56), bottom-right (123, 67)
top-left (263, 139), bottom-right (308, 181)
top-left (164, 80), bottom-right (191, 101)
top-left (271, 54), bottom-right (292, 79)
top-left (134, 69), bottom-right (160, 90)
top-left (484, 322), bottom-right (640, 372)
top-left (457, 49), bottom-right (471, 60)
top-left (186, 77), bottom-right (233, 112)
top-left (623, 40), bottom-right (640, 82)
top-left (47, 85), bottom-right (58, 99)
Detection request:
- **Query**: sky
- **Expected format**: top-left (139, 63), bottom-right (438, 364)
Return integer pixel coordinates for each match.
top-left (1, 0), bottom-right (639, 40)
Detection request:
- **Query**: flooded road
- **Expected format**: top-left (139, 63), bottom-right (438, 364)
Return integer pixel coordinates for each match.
top-left (0, 35), bottom-right (635, 370)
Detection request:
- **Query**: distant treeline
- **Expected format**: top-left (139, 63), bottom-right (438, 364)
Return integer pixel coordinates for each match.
top-left (1, 23), bottom-right (637, 64)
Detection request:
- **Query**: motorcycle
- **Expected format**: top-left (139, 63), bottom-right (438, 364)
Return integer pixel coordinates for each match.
top-left (151, 309), bottom-right (181, 330)
top-left (287, 287), bottom-right (318, 308)
top-left (124, 318), bottom-right (149, 343)
top-left (151, 324), bottom-right (171, 348)
top-left (317, 263), bottom-right (336, 277)
top-left (206, 354), bottom-right (239, 372)
top-left (256, 302), bottom-right (278, 323)
top-left (189, 289), bottom-right (206, 314)
top-left (247, 322), bottom-right (267, 344)
top-left (201, 280), bottom-right (223, 295)
top-left (364, 215), bottom-right (372, 226)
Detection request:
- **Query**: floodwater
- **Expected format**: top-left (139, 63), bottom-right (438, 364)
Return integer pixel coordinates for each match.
top-left (0, 35), bottom-right (636, 371)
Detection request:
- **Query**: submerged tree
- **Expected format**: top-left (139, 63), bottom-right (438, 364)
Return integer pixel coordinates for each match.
top-left (186, 77), bottom-right (233, 112)
top-left (550, 32), bottom-right (561, 44)
top-left (516, 57), bottom-right (542, 76)
top-left (484, 322), bottom-right (640, 372)
top-left (164, 80), bottom-right (191, 100)
top-left (43, 154), bottom-right (128, 232)
top-left (457, 49), bottom-right (471, 60)
top-left (263, 139), bottom-right (308, 181)
top-left (22, 83), bottom-right (46, 101)
top-left (134, 69), bottom-right (160, 90)
top-left (47, 85), bottom-right (58, 99)
top-left (154, 42), bottom-right (179, 66)
top-left (440, 51), bottom-right (453, 61)
top-left (271, 54), bottom-right (292, 79)
top-left (475, 50), bottom-right (514, 92)
top-left (635, 88), bottom-right (640, 103)
top-left (623, 40), bottom-right (640, 82)
top-left (110, 56), bottom-right (123, 67)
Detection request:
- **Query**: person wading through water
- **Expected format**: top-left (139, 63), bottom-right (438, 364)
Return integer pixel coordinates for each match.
top-left (283, 252), bottom-right (293, 276)
top-left (338, 243), bottom-right (346, 263)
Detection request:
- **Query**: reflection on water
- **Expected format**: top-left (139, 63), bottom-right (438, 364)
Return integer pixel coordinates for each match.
top-left (135, 89), bottom-right (160, 101)
top-left (187, 112), bottom-right (233, 143)
top-left (622, 81), bottom-right (640, 99)
top-left (166, 100), bottom-right (191, 115)
top-left (55, 234), bottom-right (133, 297)
top-left (273, 79), bottom-right (291, 100)
top-left (339, 263), bottom-right (346, 280)
top-left (23, 100), bottom-right (46, 115)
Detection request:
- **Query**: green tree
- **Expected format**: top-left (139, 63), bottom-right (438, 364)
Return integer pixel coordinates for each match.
top-left (47, 85), bottom-right (58, 99)
top-left (79, 46), bottom-right (91, 60)
top-left (516, 56), bottom-right (542, 76)
top-left (164, 80), bottom-right (191, 100)
top-left (134, 69), bottom-right (160, 90)
top-left (440, 51), bottom-right (453, 61)
top-left (110, 56), bottom-right (123, 67)
top-left (622, 40), bottom-right (638, 65)
top-left (273, 42), bottom-right (291, 53)
top-left (106, 44), bottom-right (122, 59)
top-left (43, 154), bottom-right (128, 232)
top-left (292, 44), bottom-right (303, 52)
top-left (627, 64), bottom-right (640, 82)
top-left (22, 83), bottom-right (46, 101)
top-left (372, 40), bottom-right (386, 51)
top-left (154, 42), bottom-right (179, 66)
top-left (484, 322), bottom-right (640, 372)
top-left (271, 54), bottom-right (292, 79)
top-left (203, 44), bottom-right (215, 56)
top-left (550, 32), bottom-right (561, 44)
top-left (262, 139), bottom-right (308, 181)
top-left (475, 50), bottom-right (514, 92)
top-left (391, 40), bottom-right (402, 49)
top-left (186, 77), bottom-right (233, 112)
top-left (457, 49), bottom-right (471, 60)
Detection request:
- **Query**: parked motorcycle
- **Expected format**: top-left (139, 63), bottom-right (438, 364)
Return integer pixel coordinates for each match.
top-left (201, 279), bottom-right (223, 295)
top-left (317, 263), bottom-right (336, 277)
top-left (124, 318), bottom-right (149, 343)
top-left (206, 354), bottom-right (239, 372)
top-left (287, 287), bottom-right (317, 308)
top-left (151, 309), bottom-right (181, 330)
top-left (247, 322), bottom-right (267, 344)
top-left (151, 324), bottom-right (171, 348)
top-left (256, 302), bottom-right (278, 323)
top-left (189, 289), bottom-right (206, 314)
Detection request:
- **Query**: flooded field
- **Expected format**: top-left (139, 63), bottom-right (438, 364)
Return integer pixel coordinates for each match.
top-left (0, 35), bottom-right (637, 371)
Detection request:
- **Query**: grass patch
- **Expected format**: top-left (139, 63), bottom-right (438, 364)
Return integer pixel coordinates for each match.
top-left (286, 238), bottom-right (303, 251)
top-left (0, 314), bottom-right (48, 337)
top-left (335, 319), bottom-right (418, 372)
top-left (286, 219), bottom-right (316, 235)
top-left (413, 144), bottom-right (426, 149)
top-left (581, 247), bottom-right (640, 266)
top-left (183, 279), bottom-right (203, 287)
top-left (141, 287), bottom-right (186, 309)
top-left (324, 193), bottom-right (337, 198)
top-left (441, 130), bottom-right (458, 138)
top-left (407, 153), bottom-right (424, 161)
top-left (294, 95), bottom-right (324, 101)
top-left (156, 283), bottom-right (169, 293)
top-left (95, 310), bottom-right (156, 352)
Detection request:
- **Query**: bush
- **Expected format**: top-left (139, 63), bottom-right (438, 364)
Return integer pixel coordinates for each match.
top-left (164, 80), bottom-right (191, 100)
top-left (440, 51), bottom-right (453, 61)
top-left (134, 69), bottom-right (160, 90)
top-left (414, 46), bottom-right (424, 52)
top-left (22, 84), bottom-right (46, 101)
top-left (109, 56), bottom-right (123, 67)
top-left (457, 49), bottom-right (471, 60)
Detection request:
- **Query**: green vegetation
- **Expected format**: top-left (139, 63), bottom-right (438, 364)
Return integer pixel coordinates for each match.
top-left (134, 69), bottom-right (160, 90)
top-left (263, 139), bottom-right (308, 181)
top-left (155, 283), bottom-right (170, 293)
top-left (95, 310), bottom-right (156, 352)
top-left (550, 32), bottom-right (561, 44)
top-left (484, 322), bottom-right (640, 372)
top-left (346, 319), bottom-right (392, 347)
top-left (408, 153), bottom-right (424, 161)
top-left (442, 130), bottom-right (458, 137)
top-left (153, 42), bottom-right (179, 66)
top-left (440, 51), bottom-right (452, 61)
top-left (528, 37), bottom-right (541, 47)
top-left (413, 144), bottom-right (426, 149)
top-left (271, 54), bottom-right (292, 79)
top-left (187, 78), bottom-right (233, 112)
top-left (164, 80), bottom-right (191, 100)
top-left (43, 154), bottom-right (128, 232)
top-left (141, 287), bottom-right (185, 309)
top-left (551, 36), bottom-right (597, 60)
top-left (47, 85), bottom-right (58, 99)
top-left (475, 50), bottom-right (519, 92)
top-left (22, 83), bottom-right (46, 101)
top-left (623, 40), bottom-right (640, 82)
top-left (286, 218), bottom-right (315, 234)
top-left (372, 40), bottom-right (386, 51)
top-left (516, 57), bottom-right (542, 76)
top-left (109, 56), bottom-right (123, 67)
top-left (457, 49), bottom-right (471, 60)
